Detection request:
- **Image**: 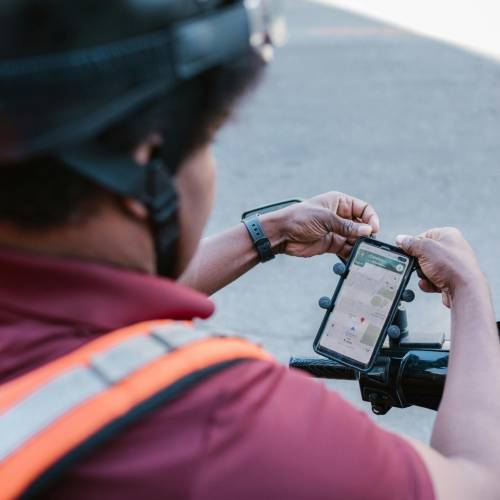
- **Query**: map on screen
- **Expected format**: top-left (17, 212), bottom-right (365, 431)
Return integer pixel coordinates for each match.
top-left (319, 242), bottom-right (409, 365)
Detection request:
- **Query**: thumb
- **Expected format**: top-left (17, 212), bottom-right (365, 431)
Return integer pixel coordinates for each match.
top-left (395, 234), bottom-right (422, 256)
top-left (330, 214), bottom-right (373, 238)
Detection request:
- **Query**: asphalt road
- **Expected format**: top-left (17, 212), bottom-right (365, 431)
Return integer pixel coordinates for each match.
top-left (204, 0), bottom-right (500, 441)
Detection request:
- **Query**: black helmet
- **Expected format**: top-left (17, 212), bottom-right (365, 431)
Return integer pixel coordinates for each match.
top-left (0, 0), bottom-right (285, 160)
top-left (0, 0), bottom-right (285, 276)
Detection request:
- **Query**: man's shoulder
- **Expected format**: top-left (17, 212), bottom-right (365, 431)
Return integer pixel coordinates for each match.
top-left (41, 358), bottom-right (283, 499)
top-left (43, 355), bottom-right (434, 500)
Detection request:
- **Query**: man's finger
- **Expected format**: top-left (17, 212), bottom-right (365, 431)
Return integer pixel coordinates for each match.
top-left (335, 242), bottom-right (353, 261)
top-left (329, 214), bottom-right (373, 238)
top-left (353, 198), bottom-right (380, 234)
top-left (419, 227), bottom-right (446, 241)
top-left (419, 278), bottom-right (439, 294)
top-left (442, 292), bottom-right (452, 309)
top-left (326, 234), bottom-right (348, 254)
top-left (395, 234), bottom-right (425, 257)
top-left (338, 195), bottom-right (380, 234)
top-left (416, 266), bottom-right (426, 280)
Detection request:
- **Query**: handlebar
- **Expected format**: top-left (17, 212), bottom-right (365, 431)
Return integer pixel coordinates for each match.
top-left (295, 246), bottom-right (500, 414)
top-left (290, 324), bottom-right (500, 414)
top-left (290, 347), bottom-right (449, 414)
top-left (289, 357), bottom-right (357, 380)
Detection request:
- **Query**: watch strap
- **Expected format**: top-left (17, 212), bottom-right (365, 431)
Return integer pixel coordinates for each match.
top-left (242, 216), bottom-right (275, 263)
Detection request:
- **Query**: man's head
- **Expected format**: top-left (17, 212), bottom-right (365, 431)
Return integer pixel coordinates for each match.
top-left (0, 0), bottom-right (279, 277)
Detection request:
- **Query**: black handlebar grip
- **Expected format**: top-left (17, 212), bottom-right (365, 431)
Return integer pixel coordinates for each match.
top-left (289, 357), bottom-right (357, 380)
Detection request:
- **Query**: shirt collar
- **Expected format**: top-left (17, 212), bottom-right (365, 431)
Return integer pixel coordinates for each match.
top-left (0, 248), bottom-right (215, 332)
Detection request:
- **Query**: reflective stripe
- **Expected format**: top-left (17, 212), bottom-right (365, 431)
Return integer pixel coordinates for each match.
top-left (150, 324), bottom-right (203, 349)
top-left (0, 324), bottom-right (211, 464)
top-left (0, 321), bottom-right (271, 500)
top-left (91, 335), bottom-right (166, 384)
top-left (0, 367), bottom-right (106, 461)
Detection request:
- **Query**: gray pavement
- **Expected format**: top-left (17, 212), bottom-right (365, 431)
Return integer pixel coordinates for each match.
top-left (204, 0), bottom-right (500, 441)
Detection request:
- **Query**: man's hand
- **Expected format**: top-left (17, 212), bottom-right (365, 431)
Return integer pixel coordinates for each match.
top-left (261, 192), bottom-right (380, 260)
top-left (395, 229), bottom-right (500, 500)
top-left (181, 191), bottom-right (378, 295)
top-left (395, 227), bottom-right (484, 307)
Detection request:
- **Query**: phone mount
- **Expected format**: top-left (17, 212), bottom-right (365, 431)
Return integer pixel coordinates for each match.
top-left (318, 261), bottom-right (444, 350)
top-left (314, 259), bottom-right (447, 415)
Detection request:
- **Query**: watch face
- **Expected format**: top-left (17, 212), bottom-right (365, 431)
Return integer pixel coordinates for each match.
top-left (241, 199), bottom-right (302, 220)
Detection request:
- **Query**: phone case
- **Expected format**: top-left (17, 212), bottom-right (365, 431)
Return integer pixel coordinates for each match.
top-left (313, 237), bottom-right (415, 372)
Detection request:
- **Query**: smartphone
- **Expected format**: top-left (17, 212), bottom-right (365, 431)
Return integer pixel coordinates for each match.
top-left (313, 237), bottom-right (415, 372)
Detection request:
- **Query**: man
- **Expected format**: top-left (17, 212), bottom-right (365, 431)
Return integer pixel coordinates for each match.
top-left (0, 1), bottom-right (499, 499)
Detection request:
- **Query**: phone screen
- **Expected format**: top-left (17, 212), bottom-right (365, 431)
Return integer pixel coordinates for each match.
top-left (317, 241), bottom-right (411, 366)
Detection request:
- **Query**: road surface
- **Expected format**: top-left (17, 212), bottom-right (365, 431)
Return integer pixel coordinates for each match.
top-left (204, 0), bottom-right (500, 441)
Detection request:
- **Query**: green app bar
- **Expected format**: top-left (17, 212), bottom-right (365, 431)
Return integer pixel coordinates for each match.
top-left (353, 250), bottom-right (405, 274)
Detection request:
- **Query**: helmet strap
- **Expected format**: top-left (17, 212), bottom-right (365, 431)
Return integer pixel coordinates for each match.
top-left (143, 160), bottom-right (179, 278)
top-left (59, 148), bottom-right (180, 277)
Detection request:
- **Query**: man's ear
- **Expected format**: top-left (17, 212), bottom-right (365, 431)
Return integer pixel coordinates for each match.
top-left (120, 133), bottom-right (163, 221)
top-left (121, 133), bottom-right (164, 221)
top-left (133, 133), bottom-right (163, 166)
top-left (121, 197), bottom-right (149, 220)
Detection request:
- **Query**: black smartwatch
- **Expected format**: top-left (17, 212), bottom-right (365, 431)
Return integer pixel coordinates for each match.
top-left (241, 199), bottom-right (302, 263)
top-left (242, 215), bottom-right (275, 263)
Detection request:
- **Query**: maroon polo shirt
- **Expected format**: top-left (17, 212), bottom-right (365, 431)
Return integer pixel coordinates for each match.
top-left (0, 249), bottom-right (434, 500)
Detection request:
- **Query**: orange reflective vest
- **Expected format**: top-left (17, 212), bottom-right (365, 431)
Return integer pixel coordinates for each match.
top-left (0, 320), bottom-right (272, 500)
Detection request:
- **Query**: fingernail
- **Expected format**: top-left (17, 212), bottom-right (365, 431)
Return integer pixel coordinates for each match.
top-left (395, 234), bottom-right (412, 245)
top-left (359, 224), bottom-right (373, 236)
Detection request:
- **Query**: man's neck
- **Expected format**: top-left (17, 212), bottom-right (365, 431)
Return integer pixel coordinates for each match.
top-left (0, 200), bottom-right (155, 274)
